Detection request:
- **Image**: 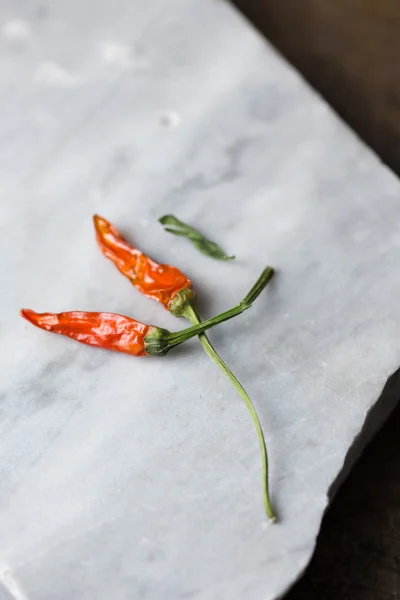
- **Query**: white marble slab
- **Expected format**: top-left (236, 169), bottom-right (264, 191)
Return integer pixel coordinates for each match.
top-left (1, 1), bottom-right (400, 599)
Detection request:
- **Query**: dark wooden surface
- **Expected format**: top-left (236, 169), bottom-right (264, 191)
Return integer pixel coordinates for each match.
top-left (286, 372), bottom-right (400, 600)
top-left (233, 0), bottom-right (400, 175)
top-left (231, 1), bottom-right (400, 597)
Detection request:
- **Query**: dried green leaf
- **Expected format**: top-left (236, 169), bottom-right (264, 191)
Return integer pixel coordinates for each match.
top-left (159, 215), bottom-right (235, 261)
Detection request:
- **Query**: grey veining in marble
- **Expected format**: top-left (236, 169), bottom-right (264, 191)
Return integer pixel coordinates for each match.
top-left (1, 1), bottom-right (400, 599)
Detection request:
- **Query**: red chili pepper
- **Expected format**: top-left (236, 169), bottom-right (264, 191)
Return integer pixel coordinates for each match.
top-left (20, 297), bottom-right (254, 357)
top-left (21, 309), bottom-right (150, 355)
top-left (93, 215), bottom-right (194, 313)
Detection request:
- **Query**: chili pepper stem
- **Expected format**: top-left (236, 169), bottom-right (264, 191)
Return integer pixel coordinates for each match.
top-left (182, 300), bottom-right (276, 522)
top-left (161, 266), bottom-right (274, 354)
top-left (146, 296), bottom-right (253, 356)
top-left (241, 266), bottom-right (274, 306)
top-left (164, 301), bottom-right (249, 349)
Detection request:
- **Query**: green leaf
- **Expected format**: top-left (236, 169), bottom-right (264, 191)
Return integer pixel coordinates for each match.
top-left (159, 214), bottom-right (235, 261)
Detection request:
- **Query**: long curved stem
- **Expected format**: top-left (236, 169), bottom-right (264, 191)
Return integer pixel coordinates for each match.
top-left (183, 303), bottom-right (275, 522)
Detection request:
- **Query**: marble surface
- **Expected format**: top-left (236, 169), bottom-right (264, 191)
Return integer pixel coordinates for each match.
top-left (1, 1), bottom-right (400, 599)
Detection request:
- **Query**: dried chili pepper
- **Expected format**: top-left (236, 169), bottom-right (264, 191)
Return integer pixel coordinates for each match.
top-left (94, 215), bottom-right (194, 314)
top-left (21, 310), bottom-right (150, 355)
top-left (93, 215), bottom-right (276, 521)
top-left (20, 288), bottom-right (259, 357)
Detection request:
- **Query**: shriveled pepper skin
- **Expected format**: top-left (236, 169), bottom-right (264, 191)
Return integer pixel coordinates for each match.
top-left (20, 309), bottom-right (149, 356)
top-left (93, 215), bottom-right (192, 310)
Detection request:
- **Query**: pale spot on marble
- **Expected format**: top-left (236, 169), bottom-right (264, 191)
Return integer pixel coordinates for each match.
top-left (160, 110), bottom-right (181, 128)
top-left (3, 19), bottom-right (31, 40)
top-left (34, 62), bottom-right (79, 87)
top-left (0, 567), bottom-right (29, 600)
top-left (101, 41), bottom-right (132, 69)
top-left (33, 110), bottom-right (54, 125)
top-left (352, 229), bottom-right (369, 242)
top-left (90, 189), bottom-right (104, 203)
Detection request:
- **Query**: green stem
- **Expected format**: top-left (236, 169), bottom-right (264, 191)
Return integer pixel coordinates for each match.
top-left (165, 300), bottom-right (250, 348)
top-left (164, 266), bottom-right (275, 351)
top-left (145, 292), bottom-right (254, 356)
top-left (242, 266), bottom-right (274, 306)
top-left (183, 302), bottom-right (275, 522)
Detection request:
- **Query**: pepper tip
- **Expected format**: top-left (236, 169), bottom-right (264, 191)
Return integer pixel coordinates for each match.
top-left (93, 214), bottom-right (111, 236)
top-left (20, 308), bottom-right (34, 321)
